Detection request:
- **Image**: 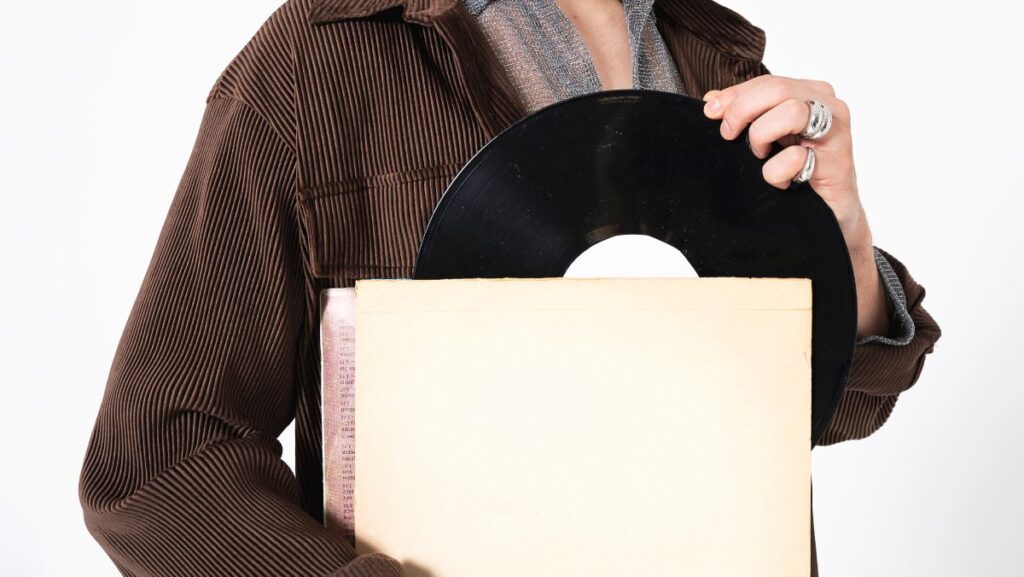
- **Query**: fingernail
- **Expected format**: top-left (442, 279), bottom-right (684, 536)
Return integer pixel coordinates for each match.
top-left (721, 118), bottom-right (731, 138)
top-left (705, 98), bottom-right (721, 116)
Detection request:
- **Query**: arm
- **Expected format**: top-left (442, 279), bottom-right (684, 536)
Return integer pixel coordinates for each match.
top-left (700, 61), bottom-right (942, 445)
top-left (78, 96), bottom-right (402, 576)
top-left (817, 247), bottom-right (942, 445)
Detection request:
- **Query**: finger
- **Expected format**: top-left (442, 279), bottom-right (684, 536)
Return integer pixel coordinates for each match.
top-left (762, 144), bottom-right (811, 189)
top-left (706, 76), bottom-right (836, 121)
top-left (703, 74), bottom-right (774, 119)
top-left (719, 78), bottom-right (830, 140)
top-left (747, 98), bottom-right (818, 159)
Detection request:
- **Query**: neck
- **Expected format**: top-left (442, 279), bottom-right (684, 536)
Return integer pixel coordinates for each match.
top-left (555, 0), bottom-right (623, 19)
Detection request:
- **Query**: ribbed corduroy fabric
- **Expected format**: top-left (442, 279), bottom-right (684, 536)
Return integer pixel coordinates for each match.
top-left (78, 1), bottom-right (942, 576)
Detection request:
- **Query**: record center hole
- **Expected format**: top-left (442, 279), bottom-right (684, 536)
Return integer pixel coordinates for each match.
top-left (564, 235), bottom-right (698, 278)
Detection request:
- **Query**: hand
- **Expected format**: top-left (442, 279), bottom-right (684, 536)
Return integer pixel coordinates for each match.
top-left (701, 75), bottom-right (889, 339)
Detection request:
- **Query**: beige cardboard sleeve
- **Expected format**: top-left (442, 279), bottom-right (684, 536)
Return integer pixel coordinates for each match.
top-left (350, 277), bottom-right (811, 577)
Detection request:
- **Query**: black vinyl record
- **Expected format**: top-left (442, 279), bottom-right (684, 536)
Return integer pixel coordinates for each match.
top-left (414, 90), bottom-right (856, 446)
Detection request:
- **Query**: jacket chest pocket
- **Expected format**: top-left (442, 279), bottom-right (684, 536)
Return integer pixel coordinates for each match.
top-left (297, 163), bottom-right (461, 280)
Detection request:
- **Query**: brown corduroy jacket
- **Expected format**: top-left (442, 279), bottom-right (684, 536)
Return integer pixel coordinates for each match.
top-left (79, 1), bottom-right (942, 576)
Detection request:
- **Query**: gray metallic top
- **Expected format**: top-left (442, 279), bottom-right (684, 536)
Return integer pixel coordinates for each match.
top-left (461, 0), bottom-right (914, 346)
top-left (462, 0), bottom-right (685, 110)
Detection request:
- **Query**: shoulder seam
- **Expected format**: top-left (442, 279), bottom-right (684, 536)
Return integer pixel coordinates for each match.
top-left (203, 1), bottom-right (301, 155)
top-left (206, 94), bottom-right (297, 157)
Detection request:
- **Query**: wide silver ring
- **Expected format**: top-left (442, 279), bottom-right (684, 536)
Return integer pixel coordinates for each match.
top-left (792, 146), bottom-right (816, 184)
top-left (799, 100), bottom-right (833, 141)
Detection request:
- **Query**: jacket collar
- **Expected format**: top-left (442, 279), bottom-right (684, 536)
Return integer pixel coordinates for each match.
top-left (308, 0), bottom-right (457, 25)
top-left (307, 0), bottom-right (766, 61)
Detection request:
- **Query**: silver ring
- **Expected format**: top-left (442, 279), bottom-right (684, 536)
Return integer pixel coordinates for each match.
top-left (799, 100), bottom-right (832, 141)
top-left (792, 146), bottom-right (816, 184)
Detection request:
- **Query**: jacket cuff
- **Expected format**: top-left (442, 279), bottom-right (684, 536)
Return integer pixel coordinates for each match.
top-left (855, 246), bottom-right (916, 346)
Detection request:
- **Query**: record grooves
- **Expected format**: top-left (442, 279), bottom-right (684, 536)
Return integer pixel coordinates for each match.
top-left (413, 90), bottom-right (857, 446)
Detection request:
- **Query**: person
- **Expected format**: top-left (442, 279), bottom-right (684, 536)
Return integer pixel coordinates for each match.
top-left (78, 0), bottom-right (942, 575)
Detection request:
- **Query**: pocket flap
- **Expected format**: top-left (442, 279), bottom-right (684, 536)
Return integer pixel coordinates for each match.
top-left (297, 164), bottom-right (460, 279)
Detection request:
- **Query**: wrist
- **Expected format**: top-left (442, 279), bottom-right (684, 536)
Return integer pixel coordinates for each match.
top-left (852, 246), bottom-right (890, 339)
top-left (843, 206), bottom-right (888, 338)
top-left (843, 204), bottom-right (874, 257)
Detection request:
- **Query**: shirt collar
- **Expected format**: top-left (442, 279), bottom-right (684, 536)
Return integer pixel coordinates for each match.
top-left (460, 0), bottom-right (487, 16)
top-left (307, 0), bottom-right (766, 61)
top-left (460, 0), bottom-right (652, 18)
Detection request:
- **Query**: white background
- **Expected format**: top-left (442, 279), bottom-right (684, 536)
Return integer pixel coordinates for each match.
top-left (2, 1), bottom-right (1021, 575)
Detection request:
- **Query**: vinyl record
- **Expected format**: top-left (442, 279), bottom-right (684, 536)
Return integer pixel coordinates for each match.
top-left (413, 90), bottom-right (857, 446)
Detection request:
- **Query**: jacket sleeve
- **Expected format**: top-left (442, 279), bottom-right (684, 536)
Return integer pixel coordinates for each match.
top-left (78, 96), bottom-right (402, 577)
top-left (817, 247), bottom-right (942, 445)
